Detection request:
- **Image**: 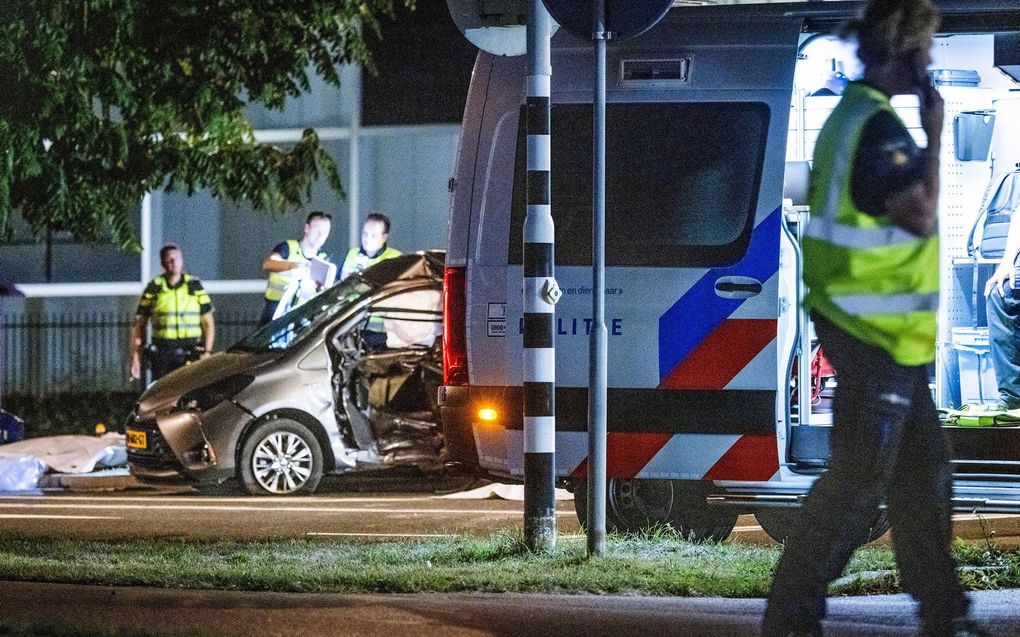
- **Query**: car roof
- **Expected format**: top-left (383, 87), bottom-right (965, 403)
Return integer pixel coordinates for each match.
top-left (359, 250), bottom-right (445, 287)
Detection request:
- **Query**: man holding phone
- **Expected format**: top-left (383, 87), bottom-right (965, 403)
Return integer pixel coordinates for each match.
top-left (761, 0), bottom-right (986, 636)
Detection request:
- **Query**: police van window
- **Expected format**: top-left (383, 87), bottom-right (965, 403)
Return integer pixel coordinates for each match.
top-left (509, 102), bottom-right (769, 267)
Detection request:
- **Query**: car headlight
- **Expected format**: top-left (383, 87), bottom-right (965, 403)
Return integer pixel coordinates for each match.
top-left (176, 375), bottom-right (254, 412)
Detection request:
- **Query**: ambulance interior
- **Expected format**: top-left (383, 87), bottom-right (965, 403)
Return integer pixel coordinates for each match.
top-left (786, 31), bottom-right (1020, 432)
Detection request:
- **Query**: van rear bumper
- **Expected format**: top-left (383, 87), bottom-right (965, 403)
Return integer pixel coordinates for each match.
top-left (438, 385), bottom-right (480, 467)
top-left (437, 385), bottom-right (468, 408)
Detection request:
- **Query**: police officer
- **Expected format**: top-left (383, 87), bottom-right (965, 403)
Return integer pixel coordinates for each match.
top-left (983, 178), bottom-right (1020, 411)
top-left (130, 244), bottom-right (214, 382)
top-left (339, 213), bottom-right (401, 281)
top-left (762, 1), bottom-right (986, 636)
top-left (340, 213), bottom-right (402, 351)
top-left (260, 211), bottom-right (332, 325)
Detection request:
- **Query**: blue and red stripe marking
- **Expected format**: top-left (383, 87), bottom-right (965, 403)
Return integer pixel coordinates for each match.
top-left (658, 207), bottom-right (782, 390)
top-left (565, 432), bottom-right (779, 481)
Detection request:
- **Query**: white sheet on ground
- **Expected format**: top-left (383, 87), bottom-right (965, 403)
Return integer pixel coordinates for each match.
top-left (0, 433), bottom-right (127, 474)
top-left (439, 482), bottom-right (572, 501)
top-left (0, 456), bottom-right (47, 492)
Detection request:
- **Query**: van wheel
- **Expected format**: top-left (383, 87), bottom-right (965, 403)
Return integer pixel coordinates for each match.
top-left (239, 418), bottom-right (324, 496)
top-left (603, 478), bottom-right (736, 541)
top-left (755, 508), bottom-right (890, 545)
top-left (570, 479), bottom-right (619, 533)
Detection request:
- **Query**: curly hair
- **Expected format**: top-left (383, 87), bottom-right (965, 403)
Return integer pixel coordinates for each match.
top-left (839, 0), bottom-right (940, 67)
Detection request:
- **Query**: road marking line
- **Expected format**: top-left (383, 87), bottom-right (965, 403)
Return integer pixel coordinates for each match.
top-left (0, 514), bottom-right (122, 520)
top-left (0, 503), bottom-right (572, 515)
top-left (305, 532), bottom-right (457, 538)
top-left (0, 495), bottom-right (447, 504)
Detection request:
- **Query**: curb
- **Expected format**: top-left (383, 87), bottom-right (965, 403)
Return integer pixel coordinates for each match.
top-left (38, 470), bottom-right (142, 492)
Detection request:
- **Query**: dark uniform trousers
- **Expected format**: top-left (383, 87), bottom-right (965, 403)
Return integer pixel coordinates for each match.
top-left (762, 314), bottom-right (968, 636)
top-left (986, 260), bottom-right (1020, 407)
top-left (148, 338), bottom-right (202, 380)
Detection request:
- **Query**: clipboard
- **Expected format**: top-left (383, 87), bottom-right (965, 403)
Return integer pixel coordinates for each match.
top-left (309, 256), bottom-right (337, 289)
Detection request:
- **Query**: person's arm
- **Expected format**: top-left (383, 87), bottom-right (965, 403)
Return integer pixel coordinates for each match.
top-left (262, 243), bottom-right (304, 274)
top-left (263, 254), bottom-right (303, 273)
top-left (130, 284), bottom-right (158, 380)
top-left (199, 313), bottom-right (215, 358)
top-left (885, 85), bottom-right (943, 238)
top-left (190, 280), bottom-right (215, 357)
top-left (129, 315), bottom-right (148, 380)
top-left (985, 212), bottom-right (1020, 297)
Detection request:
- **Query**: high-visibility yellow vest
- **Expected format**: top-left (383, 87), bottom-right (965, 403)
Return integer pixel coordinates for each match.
top-left (137, 274), bottom-right (212, 340)
top-left (802, 82), bottom-right (939, 366)
top-left (340, 246), bottom-right (402, 281)
top-left (264, 239), bottom-right (326, 302)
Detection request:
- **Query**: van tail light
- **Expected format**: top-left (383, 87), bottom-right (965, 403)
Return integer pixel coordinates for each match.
top-left (443, 266), bottom-right (469, 386)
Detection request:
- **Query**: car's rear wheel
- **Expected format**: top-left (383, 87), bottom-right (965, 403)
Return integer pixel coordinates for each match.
top-left (239, 418), bottom-right (323, 495)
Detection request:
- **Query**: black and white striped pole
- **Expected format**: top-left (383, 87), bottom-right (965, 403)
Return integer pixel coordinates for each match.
top-left (523, 0), bottom-right (559, 552)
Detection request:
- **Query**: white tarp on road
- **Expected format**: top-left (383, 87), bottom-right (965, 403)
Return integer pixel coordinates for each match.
top-left (0, 456), bottom-right (46, 492)
top-left (0, 433), bottom-right (127, 491)
top-left (440, 482), bottom-right (572, 501)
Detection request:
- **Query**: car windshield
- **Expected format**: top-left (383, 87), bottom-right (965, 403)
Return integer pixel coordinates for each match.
top-left (230, 276), bottom-right (375, 352)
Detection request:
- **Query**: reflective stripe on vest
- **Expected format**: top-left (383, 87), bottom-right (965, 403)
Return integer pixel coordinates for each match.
top-left (340, 246), bottom-right (402, 281)
top-left (802, 82), bottom-right (939, 366)
top-left (265, 239), bottom-right (321, 301)
top-left (831, 291), bottom-right (939, 316)
top-left (802, 216), bottom-right (919, 250)
top-left (150, 275), bottom-right (207, 340)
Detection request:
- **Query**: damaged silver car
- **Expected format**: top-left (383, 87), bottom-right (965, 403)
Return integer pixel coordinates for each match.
top-left (126, 251), bottom-right (446, 495)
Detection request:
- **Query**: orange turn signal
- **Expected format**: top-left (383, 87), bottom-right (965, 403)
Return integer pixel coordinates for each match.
top-left (477, 407), bottom-right (498, 422)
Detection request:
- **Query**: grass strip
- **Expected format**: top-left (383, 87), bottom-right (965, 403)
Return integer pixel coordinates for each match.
top-left (0, 530), bottom-right (1014, 597)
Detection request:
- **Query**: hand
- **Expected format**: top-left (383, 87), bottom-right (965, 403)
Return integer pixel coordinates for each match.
top-left (919, 84), bottom-right (944, 141)
top-left (200, 350), bottom-right (212, 360)
top-left (985, 261), bottom-right (1015, 297)
top-left (130, 354), bottom-right (141, 380)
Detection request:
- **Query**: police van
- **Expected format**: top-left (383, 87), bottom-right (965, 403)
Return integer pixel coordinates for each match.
top-left (439, 0), bottom-right (1020, 542)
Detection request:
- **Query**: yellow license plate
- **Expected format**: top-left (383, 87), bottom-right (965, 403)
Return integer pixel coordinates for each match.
top-left (125, 429), bottom-right (147, 449)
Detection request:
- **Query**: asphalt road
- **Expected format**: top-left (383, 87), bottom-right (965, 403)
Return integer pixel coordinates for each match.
top-left (3, 481), bottom-right (1020, 544)
top-left (3, 581), bottom-right (1020, 637)
top-left (0, 489), bottom-right (580, 540)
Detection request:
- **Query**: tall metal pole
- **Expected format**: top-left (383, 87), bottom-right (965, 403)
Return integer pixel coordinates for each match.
top-left (523, 0), bottom-right (558, 552)
top-left (140, 192), bottom-right (152, 285)
top-left (348, 63), bottom-right (363, 251)
top-left (587, 0), bottom-right (608, 558)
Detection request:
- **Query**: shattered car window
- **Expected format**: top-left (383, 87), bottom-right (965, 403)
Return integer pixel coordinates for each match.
top-left (231, 277), bottom-right (374, 351)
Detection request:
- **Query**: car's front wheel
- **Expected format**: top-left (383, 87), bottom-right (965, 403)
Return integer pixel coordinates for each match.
top-left (239, 418), bottom-right (324, 495)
